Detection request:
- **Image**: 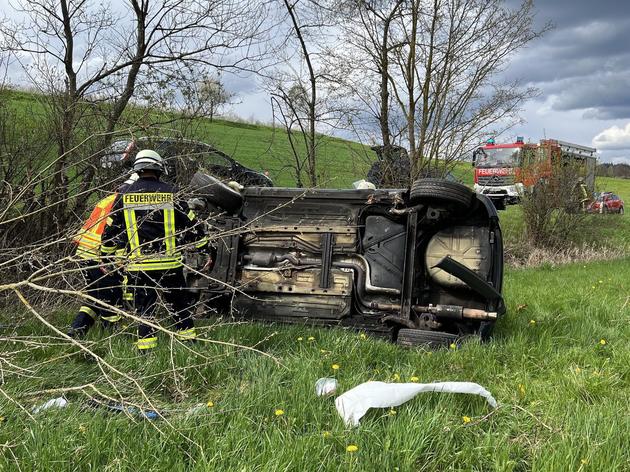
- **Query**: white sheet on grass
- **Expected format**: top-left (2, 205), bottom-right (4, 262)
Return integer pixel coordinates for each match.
top-left (335, 381), bottom-right (497, 426)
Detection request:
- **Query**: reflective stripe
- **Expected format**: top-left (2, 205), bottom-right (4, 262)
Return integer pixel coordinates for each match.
top-left (123, 208), bottom-right (141, 258)
top-left (101, 315), bottom-right (122, 323)
top-left (136, 337), bottom-right (158, 350)
top-left (79, 306), bottom-right (97, 319)
top-left (122, 276), bottom-right (133, 300)
top-left (126, 259), bottom-right (182, 271)
top-left (177, 328), bottom-right (197, 340)
top-left (163, 208), bottom-right (176, 256)
top-left (195, 237), bottom-right (208, 249)
top-left (101, 245), bottom-right (118, 254)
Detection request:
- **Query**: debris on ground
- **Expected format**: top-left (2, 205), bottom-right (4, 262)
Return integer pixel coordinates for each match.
top-left (335, 381), bottom-right (497, 426)
top-left (315, 377), bottom-right (338, 397)
top-left (32, 397), bottom-right (68, 414)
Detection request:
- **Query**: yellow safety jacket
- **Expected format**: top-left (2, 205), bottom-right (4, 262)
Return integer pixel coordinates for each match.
top-left (73, 194), bottom-right (117, 261)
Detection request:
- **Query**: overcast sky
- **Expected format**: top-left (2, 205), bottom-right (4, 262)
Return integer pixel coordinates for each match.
top-left (2, 0), bottom-right (629, 163)
top-left (229, 0), bottom-right (630, 163)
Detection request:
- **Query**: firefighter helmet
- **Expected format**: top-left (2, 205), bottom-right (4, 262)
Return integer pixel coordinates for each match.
top-left (133, 149), bottom-right (167, 174)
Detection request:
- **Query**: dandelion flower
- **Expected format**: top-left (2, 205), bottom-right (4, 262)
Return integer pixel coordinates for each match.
top-left (462, 416), bottom-right (472, 424)
top-left (359, 333), bottom-right (367, 340)
top-left (581, 459), bottom-right (588, 465)
top-left (392, 373), bottom-right (400, 381)
top-left (388, 409), bottom-right (397, 416)
top-left (599, 338), bottom-right (607, 345)
top-left (346, 444), bottom-right (359, 453)
top-left (591, 285), bottom-right (596, 289)
top-left (322, 431), bottom-right (331, 438)
top-left (598, 280), bottom-right (603, 284)
top-left (518, 384), bottom-right (525, 395)
top-left (308, 336), bottom-right (315, 341)
top-left (297, 337), bottom-right (303, 341)
top-left (207, 401), bottom-right (214, 408)
top-left (449, 343), bottom-right (457, 350)
top-left (529, 319), bottom-right (536, 325)
top-left (274, 409), bottom-right (284, 416)
top-left (332, 364), bottom-right (340, 371)
top-left (410, 376), bottom-right (420, 382)
top-left (78, 424), bottom-right (86, 434)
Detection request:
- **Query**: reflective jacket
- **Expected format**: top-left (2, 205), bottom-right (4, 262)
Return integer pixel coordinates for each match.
top-left (74, 194), bottom-right (117, 261)
top-left (101, 177), bottom-right (207, 271)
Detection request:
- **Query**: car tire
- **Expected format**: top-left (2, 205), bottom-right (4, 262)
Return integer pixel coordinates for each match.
top-left (396, 328), bottom-right (460, 348)
top-left (189, 171), bottom-right (243, 214)
top-left (409, 178), bottom-right (474, 208)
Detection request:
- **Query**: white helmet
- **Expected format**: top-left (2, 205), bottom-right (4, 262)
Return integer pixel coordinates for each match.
top-left (133, 149), bottom-right (167, 174)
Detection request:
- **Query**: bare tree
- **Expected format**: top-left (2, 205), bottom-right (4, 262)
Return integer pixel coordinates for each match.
top-left (329, 0), bottom-right (548, 183)
top-left (0, 0), bottom-right (269, 240)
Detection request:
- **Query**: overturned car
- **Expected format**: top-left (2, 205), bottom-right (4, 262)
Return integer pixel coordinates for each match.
top-left (186, 175), bottom-right (505, 347)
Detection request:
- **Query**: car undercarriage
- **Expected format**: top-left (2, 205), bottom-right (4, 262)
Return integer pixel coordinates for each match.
top-left (186, 175), bottom-right (505, 347)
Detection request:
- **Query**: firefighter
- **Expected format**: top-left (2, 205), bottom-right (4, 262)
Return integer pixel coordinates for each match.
top-left (100, 149), bottom-right (213, 351)
top-left (68, 194), bottom-right (123, 336)
top-left (68, 174), bottom-right (139, 337)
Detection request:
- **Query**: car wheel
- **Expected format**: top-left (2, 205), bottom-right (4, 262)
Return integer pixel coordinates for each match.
top-left (189, 171), bottom-right (243, 214)
top-left (620, 206), bottom-right (624, 215)
top-left (409, 178), bottom-right (474, 208)
top-left (396, 328), bottom-right (460, 348)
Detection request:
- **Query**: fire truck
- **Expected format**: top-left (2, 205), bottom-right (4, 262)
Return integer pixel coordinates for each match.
top-left (472, 137), bottom-right (597, 209)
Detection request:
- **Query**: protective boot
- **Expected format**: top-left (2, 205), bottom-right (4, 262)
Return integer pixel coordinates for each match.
top-left (68, 309), bottom-right (95, 338)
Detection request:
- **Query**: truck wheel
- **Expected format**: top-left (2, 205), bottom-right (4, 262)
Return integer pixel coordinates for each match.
top-left (409, 178), bottom-right (474, 209)
top-left (189, 171), bottom-right (243, 214)
top-left (396, 328), bottom-right (460, 348)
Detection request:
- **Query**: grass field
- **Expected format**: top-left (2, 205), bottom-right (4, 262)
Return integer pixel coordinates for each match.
top-left (1, 258), bottom-right (629, 471)
top-left (2, 90), bottom-right (630, 471)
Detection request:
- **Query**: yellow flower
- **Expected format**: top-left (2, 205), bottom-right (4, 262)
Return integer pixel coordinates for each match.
top-left (518, 384), bottom-right (526, 395)
top-left (575, 367), bottom-right (582, 374)
top-left (388, 409), bottom-right (396, 416)
top-left (332, 364), bottom-right (340, 371)
top-left (410, 376), bottom-right (420, 382)
top-left (591, 285), bottom-right (596, 289)
top-left (274, 409), bottom-right (284, 416)
top-left (449, 343), bottom-right (457, 350)
top-left (322, 431), bottom-right (331, 438)
top-left (308, 336), bottom-right (315, 341)
top-left (207, 401), bottom-right (214, 408)
top-left (78, 424), bottom-right (87, 434)
top-left (580, 459), bottom-right (588, 465)
top-left (359, 333), bottom-right (367, 340)
top-left (297, 337), bottom-right (303, 341)
top-left (598, 280), bottom-right (603, 284)
top-left (529, 319), bottom-right (536, 325)
top-left (599, 338), bottom-right (607, 345)
top-left (392, 373), bottom-right (400, 381)
top-left (0, 416), bottom-right (4, 423)
top-left (346, 444), bottom-right (359, 453)
top-left (462, 416), bottom-right (472, 423)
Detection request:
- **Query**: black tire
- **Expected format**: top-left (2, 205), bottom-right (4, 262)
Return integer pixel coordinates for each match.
top-left (409, 178), bottom-right (474, 208)
top-left (396, 328), bottom-right (460, 348)
top-left (189, 171), bottom-right (243, 214)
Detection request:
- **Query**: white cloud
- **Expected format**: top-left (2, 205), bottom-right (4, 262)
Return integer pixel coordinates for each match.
top-left (592, 122), bottom-right (630, 150)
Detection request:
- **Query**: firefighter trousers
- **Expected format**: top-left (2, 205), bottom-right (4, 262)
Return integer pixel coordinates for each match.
top-left (72, 263), bottom-right (123, 332)
top-left (127, 268), bottom-right (197, 349)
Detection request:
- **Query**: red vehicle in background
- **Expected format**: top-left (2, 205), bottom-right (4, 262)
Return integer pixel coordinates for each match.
top-left (472, 137), bottom-right (597, 210)
top-left (588, 192), bottom-right (625, 214)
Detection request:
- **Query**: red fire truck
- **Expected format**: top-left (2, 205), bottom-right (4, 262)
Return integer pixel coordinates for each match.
top-left (472, 137), bottom-right (597, 209)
